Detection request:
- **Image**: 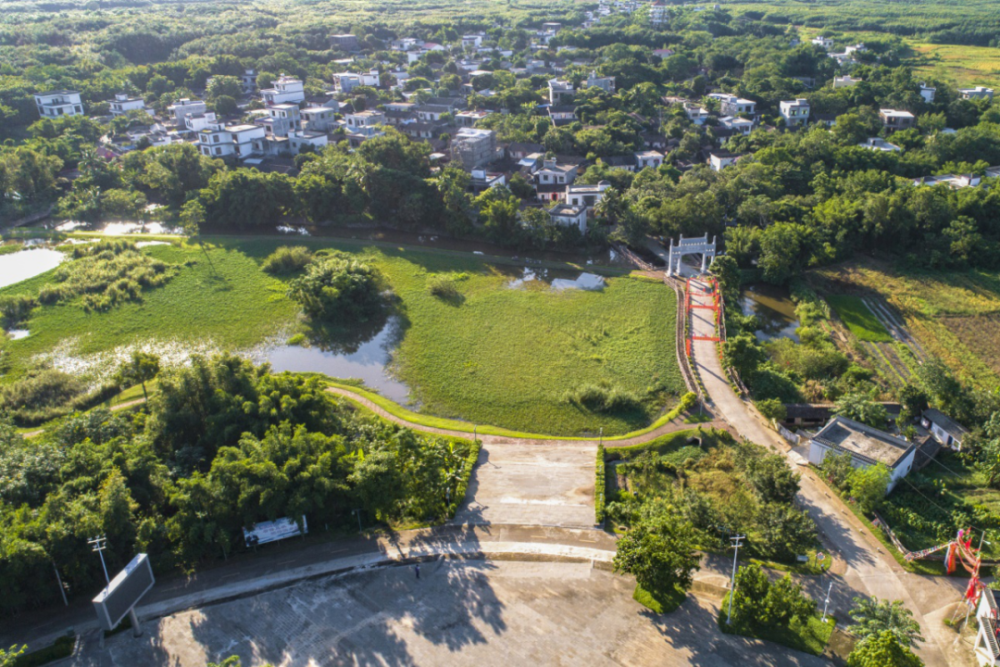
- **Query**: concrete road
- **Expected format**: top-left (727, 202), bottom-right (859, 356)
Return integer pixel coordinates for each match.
top-left (453, 442), bottom-right (597, 528)
top-left (684, 274), bottom-right (969, 667)
top-left (71, 561), bottom-right (830, 667)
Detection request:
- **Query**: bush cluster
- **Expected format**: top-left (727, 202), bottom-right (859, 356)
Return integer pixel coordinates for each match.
top-left (564, 382), bottom-right (644, 413)
top-left (261, 246), bottom-right (313, 275)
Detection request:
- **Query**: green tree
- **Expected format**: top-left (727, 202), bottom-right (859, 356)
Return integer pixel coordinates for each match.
top-left (835, 392), bottom-right (889, 428)
top-left (848, 597), bottom-right (924, 648)
top-left (758, 222), bottom-right (814, 285)
top-left (820, 450), bottom-right (854, 491)
top-left (849, 463), bottom-right (891, 513)
top-left (613, 502), bottom-right (700, 596)
top-left (116, 351), bottom-right (161, 401)
top-left (710, 255), bottom-right (741, 303)
top-left (741, 449), bottom-right (800, 504)
top-left (847, 630), bottom-right (923, 667)
top-left (286, 254), bottom-right (386, 322)
top-left (474, 186), bottom-right (521, 245)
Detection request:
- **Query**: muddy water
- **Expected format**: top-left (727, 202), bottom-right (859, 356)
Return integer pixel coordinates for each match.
top-left (264, 315), bottom-right (411, 403)
top-left (0, 248), bottom-right (65, 288)
top-left (740, 284), bottom-right (800, 342)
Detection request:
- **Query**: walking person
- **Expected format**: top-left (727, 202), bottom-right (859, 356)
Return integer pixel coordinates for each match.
top-left (415, 564), bottom-right (420, 580)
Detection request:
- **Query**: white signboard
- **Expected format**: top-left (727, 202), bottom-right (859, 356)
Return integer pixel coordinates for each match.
top-left (92, 553), bottom-right (155, 631)
top-left (243, 516), bottom-right (307, 548)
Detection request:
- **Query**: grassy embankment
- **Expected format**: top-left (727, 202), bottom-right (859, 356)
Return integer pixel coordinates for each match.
top-left (3, 235), bottom-right (684, 436)
top-left (814, 259), bottom-right (1000, 389)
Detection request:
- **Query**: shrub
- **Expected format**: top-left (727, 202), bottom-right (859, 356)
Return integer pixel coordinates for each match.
top-left (287, 254), bottom-right (386, 322)
top-left (0, 295), bottom-right (37, 326)
top-left (596, 444), bottom-right (606, 524)
top-left (0, 370), bottom-right (116, 425)
top-left (758, 398), bottom-right (787, 422)
top-left (261, 246), bottom-right (313, 275)
top-left (427, 274), bottom-right (460, 300)
top-left (564, 383), bottom-right (643, 413)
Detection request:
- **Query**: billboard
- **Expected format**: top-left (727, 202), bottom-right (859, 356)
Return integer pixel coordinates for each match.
top-left (243, 516), bottom-right (308, 548)
top-left (92, 553), bottom-right (155, 631)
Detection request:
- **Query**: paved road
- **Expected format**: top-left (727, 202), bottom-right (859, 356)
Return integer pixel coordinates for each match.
top-left (685, 274), bottom-right (967, 667)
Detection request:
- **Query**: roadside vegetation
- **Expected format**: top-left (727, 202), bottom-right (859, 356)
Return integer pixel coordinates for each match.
top-left (0, 354), bottom-right (479, 619)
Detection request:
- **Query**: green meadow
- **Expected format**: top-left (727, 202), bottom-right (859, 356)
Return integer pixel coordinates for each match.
top-left (2, 236), bottom-right (683, 436)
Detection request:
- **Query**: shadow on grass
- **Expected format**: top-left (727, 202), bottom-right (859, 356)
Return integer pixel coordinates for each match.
top-left (633, 582), bottom-right (687, 614)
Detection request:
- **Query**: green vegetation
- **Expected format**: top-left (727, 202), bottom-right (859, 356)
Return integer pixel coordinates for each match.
top-left (846, 630), bottom-right (923, 667)
top-left (633, 582), bottom-right (687, 614)
top-left (1, 237), bottom-right (682, 436)
top-left (606, 431), bottom-right (819, 564)
top-left (286, 252), bottom-right (387, 323)
top-left (261, 246), bottom-right (313, 275)
top-left (827, 295), bottom-right (893, 343)
top-left (0, 355), bottom-right (478, 618)
top-left (720, 563), bottom-right (835, 656)
top-left (596, 444), bottom-right (607, 524)
top-left (9, 635), bottom-right (73, 667)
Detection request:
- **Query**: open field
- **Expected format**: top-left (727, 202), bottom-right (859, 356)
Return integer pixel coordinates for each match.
top-left (826, 295), bottom-right (893, 343)
top-left (908, 41), bottom-right (1000, 92)
top-left (812, 259), bottom-right (1000, 389)
top-left (2, 236), bottom-right (683, 436)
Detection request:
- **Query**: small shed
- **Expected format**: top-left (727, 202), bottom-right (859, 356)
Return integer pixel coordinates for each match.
top-left (921, 408), bottom-right (968, 451)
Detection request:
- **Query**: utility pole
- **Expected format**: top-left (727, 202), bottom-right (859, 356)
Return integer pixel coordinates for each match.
top-left (88, 535), bottom-right (110, 589)
top-left (727, 534), bottom-right (746, 625)
top-left (52, 561), bottom-right (68, 607)
top-left (599, 427), bottom-right (603, 447)
top-left (821, 581), bottom-right (834, 622)
top-left (353, 508), bottom-right (363, 533)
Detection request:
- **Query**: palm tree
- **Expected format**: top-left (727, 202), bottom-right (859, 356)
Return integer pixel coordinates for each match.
top-left (848, 597), bottom-right (924, 648)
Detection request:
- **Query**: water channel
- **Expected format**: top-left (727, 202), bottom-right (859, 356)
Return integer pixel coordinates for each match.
top-left (0, 248), bottom-right (65, 289)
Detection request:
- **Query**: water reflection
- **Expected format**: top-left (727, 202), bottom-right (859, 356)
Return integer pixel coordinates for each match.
top-left (7, 330), bottom-right (29, 340)
top-left (504, 267), bottom-right (606, 291)
top-left (0, 248), bottom-right (65, 289)
top-left (740, 284), bottom-right (800, 342)
top-left (264, 314), bottom-right (411, 404)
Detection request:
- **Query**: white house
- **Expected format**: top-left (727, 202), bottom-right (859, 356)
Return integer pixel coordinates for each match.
top-left (833, 76), bottom-right (862, 89)
top-left (684, 103), bottom-right (710, 125)
top-left (921, 408), bottom-right (968, 451)
top-left (256, 104), bottom-right (302, 138)
top-left (708, 151), bottom-right (741, 171)
top-left (719, 115), bottom-right (754, 137)
top-left (709, 93), bottom-right (755, 117)
top-left (809, 416), bottom-right (916, 492)
top-left (261, 75), bottom-right (305, 106)
top-left (301, 101), bottom-right (338, 132)
top-left (34, 91), bottom-right (83, 118)
top-left (919, 83), bottom-right (936, 103)
top-left (635, 150), bottom-right (664, 170)
top-left (198, 123), bottom-right (266, 159)
top-left (974, 586), bottom-right (1000, 666)
top-left (860, 137), bottom-right (901, 152)
top-left (334, 70), bottom-right (381, 93)
top-left (287, 130), bottom-right (328, 155)
top-left (462, 34), bottom-right (484, 49)
top-left (811, 36), bottom-right (835, 50)
top-left (109, 93), bottom-right (146, 116)
top-left (565, 181), bottom-right (610, 214)
top-left (584, 71), bottom-right (615, 95)
top-left (183, 111), bottom-right (218, 132)
top-left (241, 69), bottom-right (257, 93)
top-left (548, 203), bottom-right (588, 233)
top-left (344, 110), bottom-right (385, 129)
top-left (780, 98), bottom-right (810, 127)
top-left (168, 98), bottom-right (207, 125)
top-left (961, 86), bottom-right (995, 101)
top-left (535, 158), bottom-right (578, 186)
top-left (548, 78), bottom-right (575, 105)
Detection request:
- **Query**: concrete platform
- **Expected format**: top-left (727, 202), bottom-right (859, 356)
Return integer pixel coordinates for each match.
top-left (72, 561), bottom-right (830, 667)
top-left (453, 442), bottom-right (596, 528)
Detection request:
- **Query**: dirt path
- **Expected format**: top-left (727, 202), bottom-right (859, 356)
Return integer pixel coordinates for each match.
top-left (21, 397), bottom-right (147, 439)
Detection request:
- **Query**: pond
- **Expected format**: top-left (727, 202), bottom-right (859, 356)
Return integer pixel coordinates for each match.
top-left (504, 267), bottom-right (606, 291)
top-left (263, 315), bottom-right (412, 404)
top-left (740, 284), bottom-right (800, 342)
top-left (0, 248), bottom-right (65, 289)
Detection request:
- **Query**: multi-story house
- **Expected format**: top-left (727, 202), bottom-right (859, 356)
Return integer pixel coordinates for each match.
top-left (257, 104), bottom-right (302, 138)
top-left (241, 69), bottom-right (257, 94)
top-left (261, 75), bottom-right (305, 106)
top-left (452, 128), bottom-right (498, 170)
top-left (168, 98), bottom-right (207, 125)
top-left (34, 91), bottom-right (83, 118)
top-left (565, 181), bottom-right (610, 214)
top-left (709, 93), bottom-right (756, 117)
top-left (919, 83), bottom-right (936, 103)
top-left (109, 93), bottom-right (146, 116)
top-left (779, 98), bottom-right (810, 127)
top-left (198, 123), bottom-right (266, 159)
top-left (584, 71), bottom-right (615, 95)
top-left (183, 111), bottom-right (218, 132)
top-left (301, 100), bottom-right (339, 132)
top-left (548, 79), bottom-right (575, 105)
top-left (334, 70), bottom-right (381, 93)
top-left (879, 108), bottom-right (916, 131)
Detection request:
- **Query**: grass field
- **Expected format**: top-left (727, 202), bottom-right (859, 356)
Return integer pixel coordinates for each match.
top-left (2, 235), bottom-right (683, 436)
top-left (826, 295), bottom-right (893, 342)
top-left (814, 259), bottom-right (1000, 388)
top-left (908, 41), bottom-right (1000, 92)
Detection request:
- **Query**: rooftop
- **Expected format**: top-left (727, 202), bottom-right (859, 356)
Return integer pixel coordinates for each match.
top-left (813, 416), bottom-right (913, 468)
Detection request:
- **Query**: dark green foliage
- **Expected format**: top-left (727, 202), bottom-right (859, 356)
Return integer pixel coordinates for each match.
top-left (0, 295), bottom-right (37, 327)
top-left (0, 355), bottom-right (477, 617)
top-left (564, 382), bottom-right (644, 414)
top-left (613, 497), bottom-right (700, 595)
top-left (727, 563), bottom-right (817, 632)
top-left (0, 369), bottom-right (109, 425)
top-left (286, 254), bottom-right (386, 322)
